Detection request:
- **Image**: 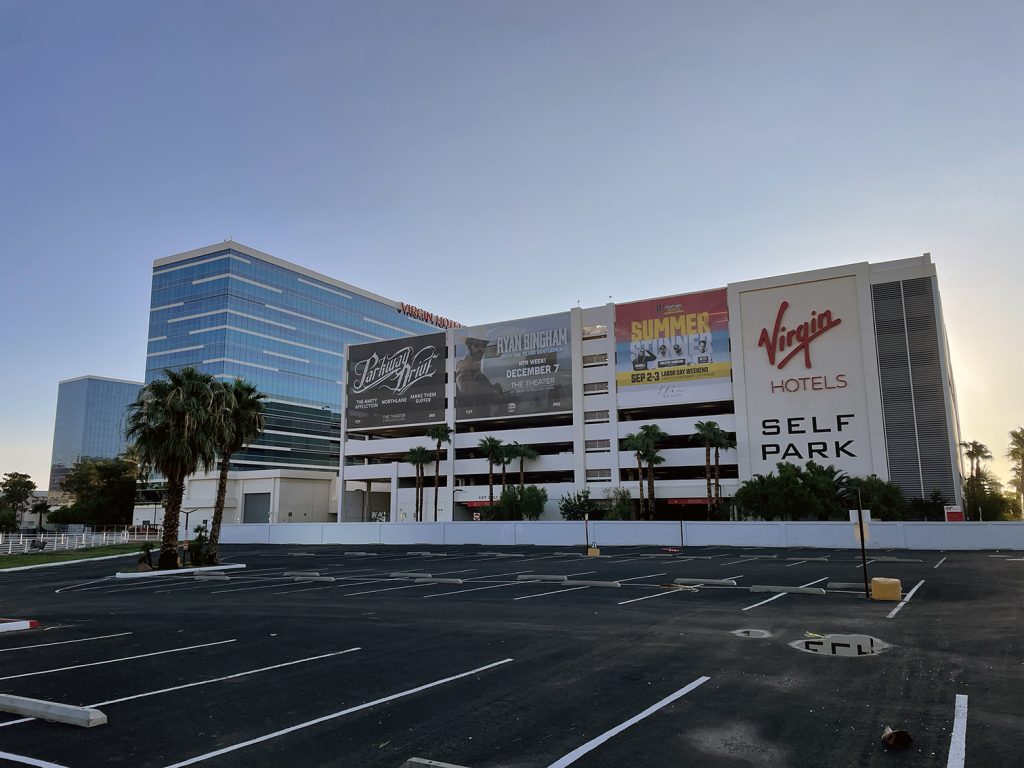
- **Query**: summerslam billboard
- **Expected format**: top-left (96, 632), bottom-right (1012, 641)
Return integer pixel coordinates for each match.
top-left (455, 313), bottom-right (572, 420)
top-left (614, 288), bottom-right (732, 406)
top-left (345, 333), bottom-right (446, 428)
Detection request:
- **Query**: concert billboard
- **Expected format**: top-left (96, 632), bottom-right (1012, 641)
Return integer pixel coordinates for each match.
top-left (614, 288), bottom-right (732, 407)
top-left (345, 333), bottom-right (446, 428)
top-left (455, 312), bottom-right (573, 420)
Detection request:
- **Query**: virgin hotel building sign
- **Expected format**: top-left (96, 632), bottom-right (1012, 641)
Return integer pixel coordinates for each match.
top-left (736, 274), bottom-right (878, 479)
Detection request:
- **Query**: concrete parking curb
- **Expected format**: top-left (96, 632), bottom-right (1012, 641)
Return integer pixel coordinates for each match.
top-left (0, 694), bottom-right (106, 727)
top-left (0, 618), bottom-right (39, 633)
top-left (114, 563), bottom-right (247, 579)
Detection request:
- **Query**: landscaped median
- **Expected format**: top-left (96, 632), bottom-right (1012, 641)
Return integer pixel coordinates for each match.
top-left (0, 544), bottom-right (150, 571)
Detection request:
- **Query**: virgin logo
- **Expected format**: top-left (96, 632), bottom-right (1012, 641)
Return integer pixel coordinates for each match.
top-left (758, 301), bottom-right (842, 370)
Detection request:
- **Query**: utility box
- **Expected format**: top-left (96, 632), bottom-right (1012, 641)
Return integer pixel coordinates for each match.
top-left (870, 577), bottom-right (902, 602)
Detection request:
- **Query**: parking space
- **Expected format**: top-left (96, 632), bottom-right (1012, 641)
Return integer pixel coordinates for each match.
top-left (0, 544), bottom-right (1018, 767)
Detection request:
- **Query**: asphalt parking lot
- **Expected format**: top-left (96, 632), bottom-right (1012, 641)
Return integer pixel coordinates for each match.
top-left (0, 544), bottom-right (1020, 767)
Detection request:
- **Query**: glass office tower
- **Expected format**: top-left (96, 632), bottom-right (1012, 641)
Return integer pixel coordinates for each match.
top-left (49, 376), bottom-right (143, 493)
top-left (145, 241), bottom-right (441, 473)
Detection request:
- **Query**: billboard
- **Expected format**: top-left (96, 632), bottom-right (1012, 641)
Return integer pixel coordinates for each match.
top-left (614, 288), bottom-right (732, 406)
top-left (737, 275), bottom-right (876, 478)
top-left (345, 333), bottom-right (446, 428)
top-left (455, 313), bottom-right (572, 420)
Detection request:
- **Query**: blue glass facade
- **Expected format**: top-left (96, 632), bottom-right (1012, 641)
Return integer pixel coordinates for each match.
top-left (49, 377), bottom-right (143, 492)
top-left (146, 243), bottom-right (441, 472)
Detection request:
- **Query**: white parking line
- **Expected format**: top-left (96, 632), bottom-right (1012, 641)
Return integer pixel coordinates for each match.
top-left (934, 557), bottom-right (947, 569)
top-left (785, 561), bottom-right (806, 567)
top-left (514, 586), bottom-right (590, 601)
top-left (163, 658), bottom-right (514, 767)
top-left (546, 676), bottom-right (710, 767)
top-left (0, 639), bottom-right (237, 681)
top-left (723, 558), bottom-right (760, 566)
top-left (0, 647), bottom-right (362, 730)
top-left (856, 559), bottom-right (876, 569)
top-left (618, 573), bottom-right (666, 582)
top-left (946, 694), bottom-right (968, 768)
top-left (0, 750), bottom-right (70, 768)
top-left (423, 582), bottom-right (521, 598)
top-left (617, 590), bottom-right (679, 606)
top-left (741, 577), bottom-right (829, 611)
top-left (0, 632), bottom-right (133, 653)
top-left (886, 579), bottom-right (925, 619)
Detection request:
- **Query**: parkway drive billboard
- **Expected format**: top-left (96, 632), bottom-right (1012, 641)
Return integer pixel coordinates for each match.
top-left (614, 288), bottom-right (732, 407)
top-left (455, 312), bottom-right (573, 420)
top-left (345, 333), bottom-right (446, 428)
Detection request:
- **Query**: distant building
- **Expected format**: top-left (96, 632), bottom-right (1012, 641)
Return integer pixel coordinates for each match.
top-left (48, 376), bottom-right (142, 500)
top-left (138, 241), bottom-right (450, 526)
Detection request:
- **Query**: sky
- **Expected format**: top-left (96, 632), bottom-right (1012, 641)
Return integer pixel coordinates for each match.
top-left (1, 0), bottom-right (1021, 491)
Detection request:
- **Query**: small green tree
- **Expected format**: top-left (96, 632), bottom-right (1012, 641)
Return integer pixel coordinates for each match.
top-left (639, 424), bottom-right (667, 520)
top-left (559, 489), bottom-right (598, 520)
top-left (54, 457), bottom-right (138, 526)
top-left (622, 433), bottom-right (648, 519)
top-left (602, 487), bottom-right (633, 520)
top-left (0, 472), bottom-right (36, 519)
top-left (0, 510), bottom-right (17, 534)
top-left (497, 485), bottom-right (550, 521)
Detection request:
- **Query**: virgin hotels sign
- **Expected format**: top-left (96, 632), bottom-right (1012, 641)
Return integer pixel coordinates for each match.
top-left (739, 275), bottom-right (875, 478)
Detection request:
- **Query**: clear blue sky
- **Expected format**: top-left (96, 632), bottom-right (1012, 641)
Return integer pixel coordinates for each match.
top-left (1, 0), bottom-right (1021, 489)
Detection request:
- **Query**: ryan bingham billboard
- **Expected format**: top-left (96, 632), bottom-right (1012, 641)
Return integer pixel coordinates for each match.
top-left (345, 333), bottom-right (446, 428)
top-left (455, 313), bottom-right (573, 420)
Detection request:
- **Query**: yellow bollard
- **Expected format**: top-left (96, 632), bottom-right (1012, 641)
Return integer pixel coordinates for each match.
top-left (870, 577), bottom-right (902, 601)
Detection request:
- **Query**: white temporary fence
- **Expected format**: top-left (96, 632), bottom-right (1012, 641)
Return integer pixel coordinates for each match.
top-left (217, 520), bottom-right (1024, 550)
top-left (0, 528), bottom-right (162, 557)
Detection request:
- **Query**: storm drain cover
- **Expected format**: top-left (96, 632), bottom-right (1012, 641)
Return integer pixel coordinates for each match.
top-left (732, 629), bottom-right (772, 639)
top-left (790, 634), bottom-right (889, 657)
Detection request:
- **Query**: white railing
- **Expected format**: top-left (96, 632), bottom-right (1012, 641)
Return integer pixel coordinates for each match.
top-left (0, 527), bottom-right (163, 557)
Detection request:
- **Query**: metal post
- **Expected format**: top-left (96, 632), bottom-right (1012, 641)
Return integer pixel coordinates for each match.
top-left (857, 490), bottom-right (869, 598)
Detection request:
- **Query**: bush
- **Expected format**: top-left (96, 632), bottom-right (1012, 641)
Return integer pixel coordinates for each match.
top-left (187, 523), bottom-right (210, 566)
top-left (0, 510), bottom-right (16, 534)
top-left (559, 489), bottom-right (599, 521)
top-left (601, 487), bottom-right (634, 520)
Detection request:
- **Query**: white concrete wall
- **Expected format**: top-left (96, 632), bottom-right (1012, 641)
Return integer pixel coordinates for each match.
top-left (216, 520), bottom-right (1024, 549)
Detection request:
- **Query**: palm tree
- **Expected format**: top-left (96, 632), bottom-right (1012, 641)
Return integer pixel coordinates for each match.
top-left (639, 424), bottom-right (667, 520)
top-left (477, 437), bottom-right (504, 509)
top-left (404, 446), bottom-right (433, 521)
top-left (694, 421), bottom-right (721, 515)
top-left (425, 424), bottom-right (454, 522)
top-left (497, 444), bottom-right (514, 493)
top-left (511, 442), bottom-right (539, 492)
top-left (960, 440), bottom-right (992, 519)
top-left (208, 379), bottom-right (266, 565)
top-left (711, 426), bottom-right (736, 511)
top-left (622, 432), bottom-right (649, 519)
top-left (1006, 428), bottom-right (1024, 511)
top-left (125, 367), bottom-right (218, 569)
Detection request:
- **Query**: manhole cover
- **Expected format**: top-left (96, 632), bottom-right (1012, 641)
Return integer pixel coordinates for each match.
top-left (732, 629), bottom-right (772, 639)
top-left (789, 634), bottom-right (889, 657)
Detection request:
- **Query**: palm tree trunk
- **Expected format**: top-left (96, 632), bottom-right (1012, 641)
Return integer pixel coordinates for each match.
top-left (646, 460), bottom-right (656, 521)
top-left (488, 461), bottom-right (495, 508)
top-left (519, 459), bottom-right (525, 492)
top-left (433, 448), bottom-right (441, 522)
top-left (714, 446), bottom-right (721, 511)
top-left (207, 458), bottom-right (230, 565)
top-left (417, 467), bottom-right (424, 522)
top-left (705, 443), bottom-right (713, 515)
top-left (635, 454), bottom-right (645, 520)
top-left (159, 475), bottom-right (184, 569)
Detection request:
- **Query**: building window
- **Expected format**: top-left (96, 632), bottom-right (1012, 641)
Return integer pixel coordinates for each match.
top-left (583, 382), bottom-right (608, 395)
top-left (584, 410), bottom-right (610, 423)
top-left (582, 353), bottom-right (608, 367)
top-left (586, 469), bottom-right (611, 481)
top-left (585, 439), bottom-right (611, 452)
top-left (582, 324), bottom-right (608, 340)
